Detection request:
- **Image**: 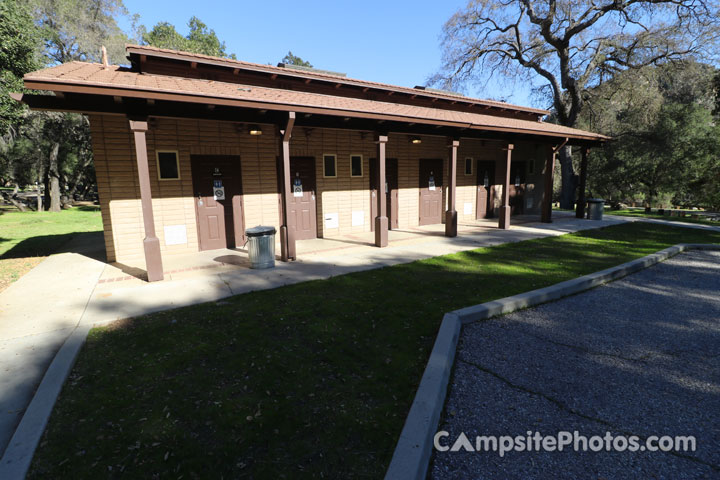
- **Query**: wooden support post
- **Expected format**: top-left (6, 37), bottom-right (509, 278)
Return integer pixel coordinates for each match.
top-left (498, 143), bottom-right (513, 230)
top-left (445, 139), bottom-right (459, 237)
top-left (541, 145), bottom-right (556, 223)
top-left (128, 118), bottom-right (163, 282)
top-left (279, 112), bottom-right (296, 261)
top-left (375, 134), bottom-right (389, 247)
top-left (576, 146), bottom-right (590, 219)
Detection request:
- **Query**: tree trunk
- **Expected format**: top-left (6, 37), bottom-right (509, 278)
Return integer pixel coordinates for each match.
top-left (47, 142), bottom-right (62, 212)
top-left (646, 187), bottom-right (657, 209)
top-left (66, 156), bottom-right (92, 199)
top-left (558, 145), bottom-right (578, 210)
top-left (79, 182), bottom-right (92, 200)
top-left (1, 192), bottom-right (27, 212)
top-left (36, 179), bottom-right (43, 211)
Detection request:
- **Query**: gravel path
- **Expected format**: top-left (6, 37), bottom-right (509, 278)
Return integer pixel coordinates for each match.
top-left (431, 250), bottom-right (720, 479)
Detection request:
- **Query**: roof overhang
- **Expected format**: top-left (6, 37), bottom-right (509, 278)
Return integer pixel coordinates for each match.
top-left (16, 80), bottom-right (607, 146)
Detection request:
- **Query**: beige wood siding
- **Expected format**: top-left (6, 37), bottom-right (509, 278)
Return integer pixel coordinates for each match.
top-left (289, 129), bottom-right (375, 237)
top-left (90, 115), bottom-right (281, 267)
top-left (386, 133), bottom-right (449, 229)
top-left (89, 115), bottom-right (550, 266)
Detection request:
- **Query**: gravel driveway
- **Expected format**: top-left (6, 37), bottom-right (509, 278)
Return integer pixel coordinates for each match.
top-left (431, 250), bottom-right (720, 479)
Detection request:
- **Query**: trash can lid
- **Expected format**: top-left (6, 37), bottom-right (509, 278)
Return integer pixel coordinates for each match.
top-left (246, 225), bottom-right (277, 237)
top-left (587, 198), bottom-right (605, 203)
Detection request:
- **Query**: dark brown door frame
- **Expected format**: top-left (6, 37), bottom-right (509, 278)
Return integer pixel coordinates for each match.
top-left (418, 158), bottom-right (444, 226)
top-left (288, 156), bottom-right (318, 241)
top-left (191, 154), bottom-right (246, 251)
top-left (509, 160), bottom-right (527, 215)
top-left (476, 159), bottom-right (496, 219)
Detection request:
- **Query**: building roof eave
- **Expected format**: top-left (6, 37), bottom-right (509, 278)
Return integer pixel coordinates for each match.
top-left (17, 77), bottom-right (608, 145)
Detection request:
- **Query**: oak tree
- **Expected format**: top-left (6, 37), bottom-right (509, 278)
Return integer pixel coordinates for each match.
top-left (436, 0), bottom-right (720, 208)
top-left (142, 16), bottom-right (236, 59)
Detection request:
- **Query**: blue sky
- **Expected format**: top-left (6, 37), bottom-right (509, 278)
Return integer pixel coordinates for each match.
top-left (118, 0), bottom-right (539, 108)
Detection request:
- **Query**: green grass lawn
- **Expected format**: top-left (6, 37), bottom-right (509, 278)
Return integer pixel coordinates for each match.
top-left (0, 206), bottom-right (102, 290)
top-left (605, 208), bottom-right (719, 226)
top-left (29, 222), bottom-right (720, 479)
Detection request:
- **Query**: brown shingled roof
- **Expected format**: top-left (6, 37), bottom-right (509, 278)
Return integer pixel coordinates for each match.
top-left (23, 62), bottom-right (607, 142)
top-left (126, 44), bottom-right (550, 116)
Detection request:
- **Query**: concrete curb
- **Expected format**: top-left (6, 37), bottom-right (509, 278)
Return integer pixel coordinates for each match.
top-left (384, 243), bottom-right (720, 480)
top-left (0, 324), bottom-right (92, 480)
top-left (384, 313), bottom-right (461, 480)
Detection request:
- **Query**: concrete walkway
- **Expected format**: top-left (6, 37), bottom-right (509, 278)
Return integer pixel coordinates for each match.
top-left (0, 212), bottom-right (711, 458)
top-left (0, 233), bottom-right (105, 455)
top-left (79, 213), bottom-right (624, 325)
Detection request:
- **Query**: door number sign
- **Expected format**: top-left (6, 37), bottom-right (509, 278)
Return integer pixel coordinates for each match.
top-left (213, 179), bottom-right (225, 200)
top-left (293, 175), bottom-right (303, 197)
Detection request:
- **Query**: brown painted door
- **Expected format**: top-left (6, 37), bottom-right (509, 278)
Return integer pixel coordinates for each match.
top-left (289, 157), bottom-right (317, 240)
top-left (370, 158), bottom-right (399, 230)
top-left (191, 155), bottom-right (245, 250)
top-left (509, 161), bottom-right (526, 215)
top-left (476, 160), bottom-right (496, 219)
top-left (419, 159), bottom-right (444, 225)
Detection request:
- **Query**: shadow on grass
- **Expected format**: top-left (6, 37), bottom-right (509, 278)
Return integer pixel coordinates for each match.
top-left (0, 231), bottom-right (105, 262)
top-left (73, 205), bottom-right (100, 212)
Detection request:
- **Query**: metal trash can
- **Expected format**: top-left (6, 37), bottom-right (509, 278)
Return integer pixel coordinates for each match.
top-left (245, 226), bottom-right (276, 269)
top-left (586, 198), bottom-right (605, 220)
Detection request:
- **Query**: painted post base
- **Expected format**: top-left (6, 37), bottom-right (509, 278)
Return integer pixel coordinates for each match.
top-left (279, 226), bottom-right (296, 261)
top-left (444, 210), bottom-right (457, 237)
top-left (143, 236), bottom-right (164, 282)
top-left (375, 216), bottom-right (388, 247)
top-left (279, 226), bottom-right (289, 261)
top-left (498, 206), bottom-right (511, 230)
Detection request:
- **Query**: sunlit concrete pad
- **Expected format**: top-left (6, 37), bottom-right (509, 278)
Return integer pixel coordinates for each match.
top-left (81, 213), bottom-right (624, 325)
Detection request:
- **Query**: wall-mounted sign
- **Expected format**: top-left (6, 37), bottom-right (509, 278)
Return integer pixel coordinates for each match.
top-left (429, 172), bottom-right (436, 191)
top-left (214, 186), bottom-right (225, 200)
top-left (213, 167), bottom-right (222, 176)
top-left (325, 213), bottom-right (339, 229)
top-left (213, 179), bottom-right (223, 188)
top-left (293, 176), bottom-right (303, 197)
top-left (164, 225), bottom-right (188, 246)
top-left (352, 210), bottom-right (364, 227)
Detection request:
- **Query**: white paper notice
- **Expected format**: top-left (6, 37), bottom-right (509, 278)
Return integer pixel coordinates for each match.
top-left (325, 213), bottom-right (339, 229)
top-left (164, 225), bottom-right (188, 246)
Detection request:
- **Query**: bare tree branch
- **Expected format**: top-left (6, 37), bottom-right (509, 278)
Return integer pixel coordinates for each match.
top-left (434, 0), bottom-right (720, 207)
